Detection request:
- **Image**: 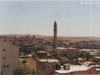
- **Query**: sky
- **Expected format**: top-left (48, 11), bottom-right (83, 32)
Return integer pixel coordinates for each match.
top-left (0, 0), bottom-right (100, 37)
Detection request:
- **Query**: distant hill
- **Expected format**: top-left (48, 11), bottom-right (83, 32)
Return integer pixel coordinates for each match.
top-left (1, 34), bottom-right (100, 42)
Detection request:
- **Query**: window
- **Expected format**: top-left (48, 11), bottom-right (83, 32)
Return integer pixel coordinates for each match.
top-left (7, 65), bottom-right (9, 68)
top-left (3, 49), bottom-right (6, 52)
top-left (3, 57), bottom-right (6, 60)
top-left (3, 65), bottom-right (6, 68)
top-left (48, 66), bottom-right (49, 69)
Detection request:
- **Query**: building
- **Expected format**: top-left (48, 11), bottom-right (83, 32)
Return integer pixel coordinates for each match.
top-left (19, 57), bottom-right (37, 72)
top-left (53, 21), bottom-right (57, 49)
top-left (66, 48), bottom-right (79, 55)
top-left (36, 51), bottom-right (47, 58)
top-left (55, 65), bottom-right (98, 75)
top-left (80, 49), bottom-right (99, 56)
top-left (36, 59), bottom-right (60, 75)
top-left (0, 40), bottom-right (19, 75)
top-left (56, 47), bottom-right (67, 54)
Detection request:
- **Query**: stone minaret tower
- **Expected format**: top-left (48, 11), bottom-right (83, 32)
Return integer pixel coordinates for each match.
top-left (53, 21), bottom-right (57, 49)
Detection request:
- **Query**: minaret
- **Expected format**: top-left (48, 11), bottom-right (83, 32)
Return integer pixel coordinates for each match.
top-left (14, 35), bottom-right (17, 44)
top-left (53, 21), bottom-right (57, 49)
top-left (14, 35), bottom-right (17, 42)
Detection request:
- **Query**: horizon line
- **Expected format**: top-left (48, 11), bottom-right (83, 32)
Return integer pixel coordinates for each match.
top-left (1, 33), bottom-right (100, 38)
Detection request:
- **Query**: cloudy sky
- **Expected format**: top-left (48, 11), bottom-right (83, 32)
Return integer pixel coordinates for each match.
top-left (0, 0), bottom-right (100, 37)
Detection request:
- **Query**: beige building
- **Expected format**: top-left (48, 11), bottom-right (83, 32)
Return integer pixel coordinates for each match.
top-left (0, 40), bottom-right (19, 75)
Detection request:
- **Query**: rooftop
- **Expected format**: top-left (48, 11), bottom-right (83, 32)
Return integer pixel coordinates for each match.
top-left (95, 56), bottom-right (100, 59)
top-left (68, 47), bottom-right (77, 49)
top-left (36, 51), bottom-right (47, 53)
top-left (57, 47), bottom-right (66, 50)
top-left (57, 47), bottom-right (77, 50)
top-left (55, 65), bottom-right (95, 74)
top-left (39, 59), bottom-right (59, 63)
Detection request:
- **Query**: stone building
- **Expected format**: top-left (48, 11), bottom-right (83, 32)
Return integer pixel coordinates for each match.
top-left (36, 59), bottom-right (60, 75)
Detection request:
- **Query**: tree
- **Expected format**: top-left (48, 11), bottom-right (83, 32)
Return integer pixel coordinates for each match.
top-left (32, 53), bottom-right (36, 58)
top-left (92, 59), bottom-right (100, 65)
top-left (31, 70), bottom-right (41, 75)
top-left (67, 54), bottom-right (74, 60)
top-left (66, 53), bottom-right (78, 60)
top-left (55, 64), bottom-right (60, 70)
top-left (76, 46), bottom-right (82, 49)
top-left (78, 52), bottom-right (93, 61)
top-left (13, 67), bottom-right (27, 75)
top-left (22, 60), bottom-right (27, 69)
top-left (61, 51), bottom-right (67, 57)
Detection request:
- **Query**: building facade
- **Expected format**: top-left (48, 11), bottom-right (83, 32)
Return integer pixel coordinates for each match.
top-left (36, 59), bottom-right (60, 75)
top-left (0, 40), bottom-right (19, 75)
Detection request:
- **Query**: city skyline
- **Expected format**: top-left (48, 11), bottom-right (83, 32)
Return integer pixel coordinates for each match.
top-left (0, 1), bottom-right (100, 37)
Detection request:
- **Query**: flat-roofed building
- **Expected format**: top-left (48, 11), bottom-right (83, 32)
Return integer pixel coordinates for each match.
top-left (55, 65), bottom-right (97, 75)
top-left (36, 59), bottom-right (60, 75)
top-left (0, 40), bottom-right (19, 75)
top-left (56, 47), bottom-right (79, 56)
top-left (36, 51), bottom-right (47, 58)
top-left (66, 48), bottom-right (79, 55)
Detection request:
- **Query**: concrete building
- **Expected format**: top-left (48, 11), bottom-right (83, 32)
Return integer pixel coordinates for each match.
top-left (66, 48), bottom-right (79, 55)
top-left (0, 40), bottom-right (19, 75)
top-left (55, 47), bottom-right (79, 56)
top-left (80, 49), bottom-right (99, 56)
top-left (36, 59), bottom-right (60, 75)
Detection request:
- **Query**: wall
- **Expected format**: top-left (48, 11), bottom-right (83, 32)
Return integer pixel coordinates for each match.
top-left (36, 59), bottom-right (60, 75)
top-left (0, 40), bottom-right (19, 75)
